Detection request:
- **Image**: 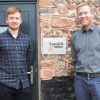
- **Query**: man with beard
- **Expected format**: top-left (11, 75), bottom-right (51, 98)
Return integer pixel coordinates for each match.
top-left (71, 3), bottom-right (100, 100)
top-left (0, 7), bottom-right (33, 100)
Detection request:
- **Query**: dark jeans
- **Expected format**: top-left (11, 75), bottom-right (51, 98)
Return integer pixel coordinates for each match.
top-left (74, 75), bottom-right (100, 100)
top-left (0, 83), bottom-right (31, 100)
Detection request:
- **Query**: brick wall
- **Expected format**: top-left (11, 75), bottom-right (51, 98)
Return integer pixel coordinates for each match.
top-left (39, 0), bottom-right (100, 80)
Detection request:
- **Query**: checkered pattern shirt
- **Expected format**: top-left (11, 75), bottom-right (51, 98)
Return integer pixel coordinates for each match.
top-left (0, 29), bottom-right (33, 89)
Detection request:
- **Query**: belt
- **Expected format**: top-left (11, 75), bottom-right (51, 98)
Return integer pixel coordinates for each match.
top-left (76, 72), bottom-right (100, 79)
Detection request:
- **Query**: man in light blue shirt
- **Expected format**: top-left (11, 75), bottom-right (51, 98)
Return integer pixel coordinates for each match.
top-left (71, 3), bottom-right (100, 100)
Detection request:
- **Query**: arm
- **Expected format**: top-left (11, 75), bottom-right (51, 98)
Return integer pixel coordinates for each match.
top-left (26, 38), bottom-right (33, 71)
top-left (71, 33), bottom-right (77, 66)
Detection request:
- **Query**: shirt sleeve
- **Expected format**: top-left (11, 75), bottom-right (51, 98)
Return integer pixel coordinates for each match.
top-left (26, 38), bottom-right (33, 71)
top-left (71, 33), bottom-right (77, 66)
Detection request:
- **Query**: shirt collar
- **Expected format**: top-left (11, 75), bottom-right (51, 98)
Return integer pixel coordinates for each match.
top-left (82, 24), bottom-right (96, 33)
top-left (6, 29), bottom-right (21, 38)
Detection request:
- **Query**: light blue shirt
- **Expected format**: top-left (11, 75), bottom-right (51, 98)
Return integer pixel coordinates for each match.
top-left (71, 24), bottom-right (100, 73)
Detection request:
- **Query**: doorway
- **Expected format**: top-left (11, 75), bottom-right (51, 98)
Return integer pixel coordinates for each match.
top-left (0, 1), bottom-right (38, 100)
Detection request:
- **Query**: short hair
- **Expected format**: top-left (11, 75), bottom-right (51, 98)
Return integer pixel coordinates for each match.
top-left (76, 3), bottom-right (94, 14)
top-left (6, 6), bottom-right (22, 17)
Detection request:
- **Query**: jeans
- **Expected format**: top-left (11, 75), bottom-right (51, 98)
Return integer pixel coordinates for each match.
top-left (0, 83), bottom-right (31, 100)
top-left (74, 75), bottom-right (100, 100)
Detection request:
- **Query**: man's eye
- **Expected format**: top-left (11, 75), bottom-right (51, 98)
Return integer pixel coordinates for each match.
top-left (78, 13), bottom-right (82, 16)
top-left (16, 18), bottom-right (19, 20)
top-left (84, 12), bottom-right (88, 14)
top-left (9, 17), bottom-right (14, 19)
top-left (9, 17), bottom-right (19, 20)
top-left (78, 12), bottom-right (88, 16)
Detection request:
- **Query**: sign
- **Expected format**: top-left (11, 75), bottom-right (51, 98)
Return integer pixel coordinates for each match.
top-left (0, 26), bottom-right (8, 34)
top-left (42, 38), bottom-right (66, 54)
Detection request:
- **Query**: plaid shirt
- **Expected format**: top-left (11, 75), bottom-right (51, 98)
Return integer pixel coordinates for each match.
top-left (0, 29), bottom-right (33, 89)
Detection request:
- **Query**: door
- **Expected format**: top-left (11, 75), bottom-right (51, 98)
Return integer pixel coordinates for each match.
top-left (0, 2), bottom-right (38, 100)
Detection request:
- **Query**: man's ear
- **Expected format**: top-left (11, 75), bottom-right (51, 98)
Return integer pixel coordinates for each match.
top-left (6, 18), bottom-right (8, 24)
top-left (91, 11), bottom-right (95, 18)
top-left (20, 18), bottom-right (22, 24)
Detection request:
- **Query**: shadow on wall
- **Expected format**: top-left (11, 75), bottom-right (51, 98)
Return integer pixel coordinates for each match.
top-left (41, 76), bottom-right (76, 100)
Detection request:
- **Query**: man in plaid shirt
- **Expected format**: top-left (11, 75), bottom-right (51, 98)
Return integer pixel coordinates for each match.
top-left (0, 7), bottom-right (33, 100)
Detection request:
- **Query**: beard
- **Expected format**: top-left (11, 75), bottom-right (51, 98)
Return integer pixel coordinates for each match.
top-left (80, 17), bottom-right (93, 28)
top-left (9, 25), bottom-right (19, 31)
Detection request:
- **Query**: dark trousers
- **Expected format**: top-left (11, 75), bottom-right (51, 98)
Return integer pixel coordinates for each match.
top-left (0, 83), bottom-right (31, 100)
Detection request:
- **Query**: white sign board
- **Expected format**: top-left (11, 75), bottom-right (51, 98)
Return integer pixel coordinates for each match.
top-left (0, 26), bottom-right (8, 33)
top-left (42, 38), bottom-right (66, 54)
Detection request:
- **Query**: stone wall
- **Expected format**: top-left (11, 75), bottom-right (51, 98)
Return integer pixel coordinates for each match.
top-left (38, 0), bottom-right (100, 100)
top-left (41, 76), bottom-right (75, 100)
top-left (39, 0), bottom-right (100, 80)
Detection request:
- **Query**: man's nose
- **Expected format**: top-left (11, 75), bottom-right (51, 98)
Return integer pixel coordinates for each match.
top-left (13, 18), bottom-right (17, 22)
